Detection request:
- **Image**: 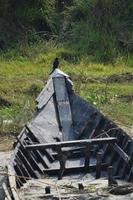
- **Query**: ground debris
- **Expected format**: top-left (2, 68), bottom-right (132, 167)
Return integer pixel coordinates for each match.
top-left (109, 184), bottom-right (133, 195)
top-left (0, 96), bottom-right (11, 107)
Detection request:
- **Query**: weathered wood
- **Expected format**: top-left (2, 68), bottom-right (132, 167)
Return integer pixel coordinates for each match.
top-left (70, 93), bottom-right (99, 139)
top-left (84, 146), bottom-right (90, 172)
top-left (25, 137), bottom-right (117, 150)
top-left (108, 166), bottom-right (114, 186)
top-left (32, 96), bottom-right (60, 143)
top-left (26, 124), bottom-right (55, 162)
top-left (78, 183), bottom-right (84, 193)
top-left (8, 165), bottom-right (20, 200)
top-left (79, 113), bottom-right (103, 139)
top-left (111, 143), bottom-right (130, 163)
top-left (56, 147), bottom-right (67, 180)
top-left (45, 186), bottom-right (51, 194)
top-left (96, 152), bottom-right (103, 179)
top-left (18, 141), bottom-right (44, 176)
top-left (15, 154), bottom-right (31, 178)
top-left (14, 162), bottom-right (25, 186)
top-left (53, 76), bottom-right (74, 140)
top-left (43, 163), bottom-right (108, 175)
top-left (2, 183), bottom-right (12, 200)
top-left (53, 77), bottom-right (69, 102)
top-left (6, 69), bottom-right (133, 200)
top-left (36, 78), bottom-right (54, 109)
top-left (24, 136), bottom-right (49, 169)
top-left (17, 149), bottom-right (38, 178)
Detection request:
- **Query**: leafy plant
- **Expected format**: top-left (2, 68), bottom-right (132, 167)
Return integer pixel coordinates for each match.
top-left (86, 92), bottom-right (108, 106)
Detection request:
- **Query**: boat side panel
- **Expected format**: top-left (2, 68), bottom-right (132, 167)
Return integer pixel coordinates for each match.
top-left (32, 96), bottom-right (60, 143)
top-left (69, 93), bottom-right (100, 138)
top-left (36, 78), bottom-right (54, 110)
top-left (53, 77), bottom-right (74, 140)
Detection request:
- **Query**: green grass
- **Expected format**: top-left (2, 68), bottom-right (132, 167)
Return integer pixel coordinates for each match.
top-left (0, 42), bottom-right (133, 136)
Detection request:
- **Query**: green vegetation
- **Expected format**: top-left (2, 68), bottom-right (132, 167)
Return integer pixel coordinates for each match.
top-left (0, 41), bottom-right (133, 137)
top-left (0, 0), bottom-right (133, 149)
top-left (0, 0), bottom-right (132, 62)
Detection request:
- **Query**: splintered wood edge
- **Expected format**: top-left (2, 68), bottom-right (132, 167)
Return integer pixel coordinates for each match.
top-left (8, 164), bottom-right (20, 200)
top-left (2, 182), bottom-right (12, 200)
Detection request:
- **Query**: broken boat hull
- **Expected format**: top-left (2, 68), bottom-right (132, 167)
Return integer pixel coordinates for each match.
top-left (4, 69), bottom-right (133, 199)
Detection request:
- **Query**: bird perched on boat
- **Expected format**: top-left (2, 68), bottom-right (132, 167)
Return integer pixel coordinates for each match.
top-left (53, 57), bottom-right (59, 70)
top-left (49, 58), bottom-right (59, 75)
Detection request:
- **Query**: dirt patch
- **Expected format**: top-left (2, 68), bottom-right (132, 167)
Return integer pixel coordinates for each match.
top-left (0, 96), bottom-right (11, 107)
top-left (109, 184), bottom-right (133, 195)
top-left (117, 95), bottom-right (133, 102)
top-left (71, 73), bottom-right (133, 84)
top-left (0, 135), bottom-right (14, 152)
top-left (106, 73), bottom-right (133, 83)
top-left (98, 73), bottom-right (133, 84)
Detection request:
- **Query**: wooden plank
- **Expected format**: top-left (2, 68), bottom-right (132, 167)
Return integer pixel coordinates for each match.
top-left (44, 163), bottom-right (108, 175)
top-left (52, 147), bottom-right (93, 159)
top-left (56, 147), bottom-right (67, 180)
top-left (17, 149), bottom-right (38, 178)
top-left (26, 124), bottom-right (54, 163)
top-left (15, 154), bottom-right (31, 178)
top-left (53, 77), bottom-right (69, 101)
top-left (96, 152), bottom-right (103, 179)
top-left (36, 79), bottom-right (54, 109)
top-left (2, 183), bottom-right (12, 200)
top-left (102, 132), bottom-right (131, 168)
top-left (16, 137), bottom-right (44, 175)
top-left (24, 149), bottom-right (44, 174)
top-left (56, 102), bottom-right (74, 140)
top-left (29, 97), bottom-right (60, 143)
top-left (69, 93), bottom-right (98, 139)
top-left (79, 113), bottom-right (102, 139)
top-left (84, 146), bottom-right (90, 172)
top-left (108, 166), bottom-right (114, 186)
top-left (111, 143), bottom-right (130, 164)
top-left (8, 165), bottom-right (20, 200)
top-left (90, 118), bottom-right (106, 138)
top-left (26, 123), bottom-right (46, 143)
top-left (13, 127), bottom-right (27, 149)
top-left (53, 77), bottom-right (74, 140)
top-left (23, 135), bottom-right (49, 168)
top-left (14, 161), bottom-right (26, 185)
top-left (25, 137), bottom-right (117, 150)
top-left (22, 139), bottom-right (45, 174)
top-left (31, 149), bottom-right (49, 169)
top-left (15, 173), bottom-right (23, 188)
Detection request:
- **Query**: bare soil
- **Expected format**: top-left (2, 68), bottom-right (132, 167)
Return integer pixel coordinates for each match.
top-left (0, 135), bottom-right (14, 152)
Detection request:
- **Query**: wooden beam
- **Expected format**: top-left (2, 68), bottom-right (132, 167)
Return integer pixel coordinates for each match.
top-left (103, 132), bottom-right (130, 164)
top-left (25, 137), bottom-right (117, 150)
top-left (96, 152), bottom-right (103, 179)
top-left (43, 163), bottom-right (108, 175)
top-left (110, 143), bottom-right (130, 164)
top-left (8, 165), bottom-right (20, 200)
top-left (2, 183), bottom-right (12, 200)
top-left (84, 146), bottom-right (90, 172)
top-left (108, 166), bottom-right (114, 186)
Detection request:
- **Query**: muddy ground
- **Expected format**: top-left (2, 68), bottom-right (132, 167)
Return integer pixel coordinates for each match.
top-left (0, 135), bottom-right (14, 152)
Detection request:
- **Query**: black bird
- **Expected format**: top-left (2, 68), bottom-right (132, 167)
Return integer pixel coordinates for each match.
top-left (53, 57), bottom-right (59, 70)
top-left (49, 58), bottom-right (59, 75)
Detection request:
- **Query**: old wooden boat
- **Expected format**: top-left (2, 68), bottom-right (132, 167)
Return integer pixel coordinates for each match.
top-left (3, 69), bottom-right (133, 199)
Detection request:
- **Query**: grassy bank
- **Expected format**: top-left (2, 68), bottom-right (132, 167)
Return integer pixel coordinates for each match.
top-left (0, 42), bottom-right (133, 151)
